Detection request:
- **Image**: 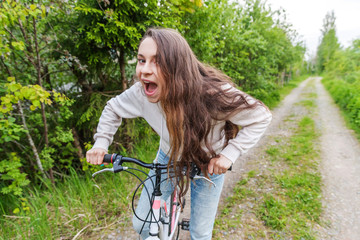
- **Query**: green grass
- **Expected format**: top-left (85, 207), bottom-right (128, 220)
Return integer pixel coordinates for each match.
top-left (322, 76), bottom-right (360, 139)
top-left (255, 109), bottom-right (321, 238)
top-left (0, 169), bottom-right (133, 239)
top-left (0, 131), bottom-right (160, 239)
top-left (258, 117), bottom-right (321, 239)
top-left (214, 172), bottom-right (257, 234)
top-left (297, 99), bottom-right (316, 109)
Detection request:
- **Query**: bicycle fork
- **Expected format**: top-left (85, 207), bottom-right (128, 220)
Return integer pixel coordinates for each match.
top-left (147, 195), bottom-right (162, 239)
top-left (147, 195), bottom-right (174, 240)
top-left (147, 168), bottom-right (165, 239)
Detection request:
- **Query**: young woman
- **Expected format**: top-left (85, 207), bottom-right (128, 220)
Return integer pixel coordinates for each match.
top-left (86, 28), bottom-right (272, 239)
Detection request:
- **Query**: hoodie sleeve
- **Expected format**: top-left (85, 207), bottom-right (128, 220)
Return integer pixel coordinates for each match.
top-left (92, 82), bottom-right (144, 151)
top-left (220, 91), bottom-right (272, 164)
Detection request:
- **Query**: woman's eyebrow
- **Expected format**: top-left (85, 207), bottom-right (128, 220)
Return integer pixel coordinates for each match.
top-left (137, 53), bottom-right (157, 58)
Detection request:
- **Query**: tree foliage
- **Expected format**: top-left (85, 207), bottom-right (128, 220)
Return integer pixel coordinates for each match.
top-left (0, 77), bottom-right (72, 195)
top-left (322, 39), bottom-right (360, 133)
top-left (316, 11), bottom-right (340, 73)
top-left (0, 0), bottom-right (306, 197)
top-left (317, 11), bottom-right (359, 134)
top-left (182, 0), bottom-right (304, 106)
top-left (51, 0), bottom-right (199, 151)
top-left (0, 0), bottom-right (75, 192)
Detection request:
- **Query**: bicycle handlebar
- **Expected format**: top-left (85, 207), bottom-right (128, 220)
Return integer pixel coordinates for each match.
top-left (93, 153), bottom-right (231, 182)
top-left (104, 153), bottom-right (231, 170)
top-left (103, 153), bottom-right (168, 170)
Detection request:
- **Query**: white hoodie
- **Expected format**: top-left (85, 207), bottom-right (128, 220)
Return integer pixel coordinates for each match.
top-left (93, 82), bottom-right (272, 164)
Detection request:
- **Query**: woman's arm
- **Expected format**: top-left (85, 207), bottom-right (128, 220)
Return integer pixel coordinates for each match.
top-left (208, 102), bottom-right (271, 174)
top-left (220, 101), bottom-right (272, 164)
top-left (87, 82), bottom-right (144, 164)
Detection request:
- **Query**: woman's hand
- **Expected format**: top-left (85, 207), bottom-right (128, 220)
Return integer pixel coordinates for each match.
top-left (86, 148), bottom-right (107, 165)
top-left (208, 154), bottom-right (232, 175)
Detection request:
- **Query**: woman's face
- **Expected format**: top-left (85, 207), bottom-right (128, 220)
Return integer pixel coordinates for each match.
top-left (136, 37), bottom-right (163, 103)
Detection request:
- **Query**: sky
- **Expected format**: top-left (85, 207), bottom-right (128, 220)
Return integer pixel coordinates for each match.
top-left (264, 0), bottom-right (360, 58)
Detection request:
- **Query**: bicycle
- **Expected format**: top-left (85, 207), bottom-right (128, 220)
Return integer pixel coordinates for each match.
top-left (92, 153), bottom-right (217, 240)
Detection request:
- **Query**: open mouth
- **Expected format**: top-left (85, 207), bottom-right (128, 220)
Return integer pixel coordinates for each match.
top-left (143, 80), bottom-right (158, 96)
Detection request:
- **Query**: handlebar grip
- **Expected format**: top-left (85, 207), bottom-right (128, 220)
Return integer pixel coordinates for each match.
top-left (103, 154), bottom-right (117, 164)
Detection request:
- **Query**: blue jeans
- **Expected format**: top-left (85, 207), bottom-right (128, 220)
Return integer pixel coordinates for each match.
top-left (132, 150), bottom-right (224, 240)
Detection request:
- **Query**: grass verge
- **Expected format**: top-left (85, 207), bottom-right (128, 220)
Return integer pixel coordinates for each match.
top-left (258, 116), bottom-right (321, 239)
top-left (0, 131), bottom-right (159, 239)
top-left (321, 76), bottom-right (360, 139)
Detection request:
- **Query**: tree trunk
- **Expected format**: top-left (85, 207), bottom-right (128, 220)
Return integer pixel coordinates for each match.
top-left (18, 101), bottom-right (47, 179)
top-left (33, 17), bottom-right (48, 144)
top-left (0, 56), bottom-right (12, 76)
top-left (72, 128), bottom-right (85, 162)
top-left (288, 66), bottom-right (292, 83)
top-left (33, 17), bottom-right (54, 183)
top-left (118, 47), bottom-right (127, 90)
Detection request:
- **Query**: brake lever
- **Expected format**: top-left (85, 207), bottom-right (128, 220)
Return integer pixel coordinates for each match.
top-left (92, 168), bottom-right (114, 178)
top-left (92, 165), bottom-right (129, 177)
top-left (192, 175), bottom-right (216, 187)
top-left (187, 162), bottom-right (217, 187)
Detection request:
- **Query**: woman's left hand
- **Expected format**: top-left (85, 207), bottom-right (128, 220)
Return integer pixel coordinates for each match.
top-left (208, 154), bottom-right (232, 175)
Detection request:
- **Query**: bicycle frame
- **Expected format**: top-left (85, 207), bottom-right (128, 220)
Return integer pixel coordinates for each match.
top-left (168, 188), bottom-right (182, 239)
top-left (146, 188), bottom-right (182, 240)
top-left (145, 169), bottom-right (182, 240)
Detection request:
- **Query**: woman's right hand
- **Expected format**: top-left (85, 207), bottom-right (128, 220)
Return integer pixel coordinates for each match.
top-left (86, 148), bottom-right (107, 165)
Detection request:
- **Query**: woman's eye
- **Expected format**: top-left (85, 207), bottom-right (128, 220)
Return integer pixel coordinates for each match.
top-left (138, 59), bottom-right (145, 63)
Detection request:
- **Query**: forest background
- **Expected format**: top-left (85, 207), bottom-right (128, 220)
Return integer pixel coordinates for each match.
top-left (0, 0), bottom-right (359, 239)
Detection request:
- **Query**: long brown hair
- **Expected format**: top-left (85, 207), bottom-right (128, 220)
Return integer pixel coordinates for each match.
top-left (141, 28), bottom-right (262, 197)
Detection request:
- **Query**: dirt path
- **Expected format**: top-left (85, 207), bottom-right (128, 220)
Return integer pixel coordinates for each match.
top-left (315, 77), bottom-right (360, 239)
top-left (98, 77), bottom-right (360, 239)
top-left (219, 76), bottom-right (360, 239)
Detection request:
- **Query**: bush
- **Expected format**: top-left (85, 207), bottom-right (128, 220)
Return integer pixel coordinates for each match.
top-left (247, 82), bottom-right (280, 109)
top-left (322, 77), bottom-right (360, 134)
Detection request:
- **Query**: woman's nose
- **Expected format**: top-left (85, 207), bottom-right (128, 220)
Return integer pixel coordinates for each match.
top-left (141, 62), bottom-right (152, 75)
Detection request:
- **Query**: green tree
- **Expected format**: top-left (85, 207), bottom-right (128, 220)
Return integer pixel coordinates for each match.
top-left (322, 38), bottom-right (360, 133)
top-left (316, 10), bottom-right (340, 73)
top-left (325, 39), bottom-right (360, 81)
top-left (183, 0), bottom-right (304, 103)
top-left (0, 77), bottom-right (71, 195)
top-left (0, 1), bottom-right (76, 186)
